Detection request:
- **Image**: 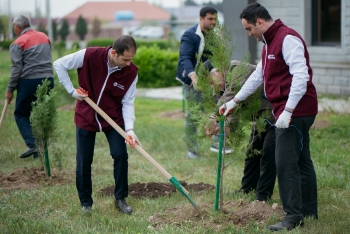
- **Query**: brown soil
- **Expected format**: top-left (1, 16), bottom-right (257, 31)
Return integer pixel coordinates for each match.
top-left (149, 200), bottom-right (284, 231)
top-left (0, 167), bottom-right (74, 190)
top-left (100, 181), bottom-right (215, 198)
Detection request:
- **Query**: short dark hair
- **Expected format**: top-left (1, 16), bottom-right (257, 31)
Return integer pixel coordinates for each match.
top-left (240, 3), bottom-right (272, 26)
top-left (200, 6), bottom-right (217, 18)
top-left (112, 35), bottom-right (137, 55)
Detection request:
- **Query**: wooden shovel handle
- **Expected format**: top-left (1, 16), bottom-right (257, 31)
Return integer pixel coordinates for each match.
top-left (83, 97), bottom-right (188, 192)
top-left (0, 100), bottom-right (9, 129)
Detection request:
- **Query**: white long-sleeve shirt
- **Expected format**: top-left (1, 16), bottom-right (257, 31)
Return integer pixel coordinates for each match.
top-left (235, 35), bottom-right (309, 110)
top-left (53, 49), bottom-right (138, 131)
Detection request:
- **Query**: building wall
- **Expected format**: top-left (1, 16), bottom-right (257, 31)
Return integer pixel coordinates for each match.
top-left (224, 0), bottom-right (350, 96)
top-left (258, 0), bottom-right (350, 96)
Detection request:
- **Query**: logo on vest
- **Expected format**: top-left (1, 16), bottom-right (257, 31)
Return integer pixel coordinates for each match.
top-left (268, 54), bottom-right (275, 59)
top-left (114, 82), bottom-right (124, 90)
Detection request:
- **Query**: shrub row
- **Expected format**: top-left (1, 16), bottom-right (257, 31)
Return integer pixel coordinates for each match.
top-left (133, 45), bottom-right (179, 88)
top-left (87, 38), bottom-right (178, 51)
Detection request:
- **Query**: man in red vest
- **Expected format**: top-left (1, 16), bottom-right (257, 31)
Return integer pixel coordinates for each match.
top-left (54, 35), bottom-right (140, 215)
top-left (219, 3), bottom-right (318, 231)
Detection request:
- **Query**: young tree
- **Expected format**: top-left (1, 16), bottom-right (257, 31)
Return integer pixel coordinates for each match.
top-left (91, 17), bottom-right (101, 38)
top-left (58, 18), bottom-right (70, 41)
top-left (75, 15), bottom-right (88, 40)
top-left (188, 19), bottom-right (265, 211)
top-left (30, 79), bottom-right (58, 177)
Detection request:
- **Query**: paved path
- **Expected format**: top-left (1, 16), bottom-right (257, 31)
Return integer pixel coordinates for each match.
top-left (137, 86), bottom-right (350, 114)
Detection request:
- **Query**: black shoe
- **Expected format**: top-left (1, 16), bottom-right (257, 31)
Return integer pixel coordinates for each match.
top-left (114, 198), bottom-right (132, 214)
top-left (81, 206), bottom-right (92, 214)
top-left (268, 219), bottom-right (304, 231)
top-left (19, 148), bottom-right (37, 158)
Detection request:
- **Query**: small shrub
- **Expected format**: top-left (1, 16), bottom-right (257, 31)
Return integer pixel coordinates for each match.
top-left (2, 39), bottom-right (15, 50)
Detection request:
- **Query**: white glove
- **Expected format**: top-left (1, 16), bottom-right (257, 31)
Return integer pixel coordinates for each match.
top-left (71, 87), bottom-right (88, 100)
top-left (125, 130), bottom-right (142, 148)
top-left (219, 99), bottom-right (238, 116)
top-left (275, 110), bottom-right (292, 128)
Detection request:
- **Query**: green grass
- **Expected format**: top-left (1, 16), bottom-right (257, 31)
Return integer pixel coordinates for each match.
top-left (0, 50), bottom-right (350, 233)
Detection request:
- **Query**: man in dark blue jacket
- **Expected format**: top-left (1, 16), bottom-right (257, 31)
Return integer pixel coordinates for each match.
top-left (176, 6), bottom-right (217, 159)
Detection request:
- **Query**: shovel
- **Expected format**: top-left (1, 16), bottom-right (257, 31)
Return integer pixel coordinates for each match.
top-left (83, 97), bottom-right (201, 213)
top-left (0, 100), bottom-right (9, 130)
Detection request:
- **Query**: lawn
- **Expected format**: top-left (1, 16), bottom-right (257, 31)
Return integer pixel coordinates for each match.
top-left (0, 50), bottom-right (349, 233)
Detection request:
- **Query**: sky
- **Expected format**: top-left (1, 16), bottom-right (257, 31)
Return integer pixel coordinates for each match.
top-left (0, 0), bottom-right (222, 18)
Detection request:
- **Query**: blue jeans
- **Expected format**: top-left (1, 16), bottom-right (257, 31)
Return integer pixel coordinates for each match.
top-left (76, 126), bottom-right (129, 207)
top-left (14, 77), bottom-right (54, 148)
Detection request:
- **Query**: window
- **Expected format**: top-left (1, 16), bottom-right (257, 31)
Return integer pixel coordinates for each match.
top-left (312, 0), bottom-right (341, 46)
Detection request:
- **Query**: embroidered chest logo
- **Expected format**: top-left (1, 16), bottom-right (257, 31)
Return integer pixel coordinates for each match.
top-left (268, 54), bottom-right (275, 59)
top-left (114, 82), bottom-right (124, 90)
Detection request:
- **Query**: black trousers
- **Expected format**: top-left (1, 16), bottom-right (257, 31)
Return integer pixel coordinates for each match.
top-left (76, 126), bottom-right (128, 207)
top-left (275, 115), bottom-right (318, 222)
top-left (241, 123), bottom-right (276, 201)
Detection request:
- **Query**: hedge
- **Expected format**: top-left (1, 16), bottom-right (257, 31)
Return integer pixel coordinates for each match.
top-left (133, 45), bottom-right (179, 88)
top-left (2, 40), bottom-right (15, 50)
top-left (87, 38), bottom-right (178, 51)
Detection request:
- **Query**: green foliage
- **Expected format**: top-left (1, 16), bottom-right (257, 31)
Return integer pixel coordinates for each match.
top-left (132, 45), bottom-right (179, 87)
top-left (86, 38), bottom-right (178, 50)
top-left (75, 15), bottom-right (88, 41)
top-left (55, 40), bottom-right (66, 58)
top-left (190, 21), bottom-right (263, 151)
top-left (71, 41), bottom-right (80, 50)
top-left (58, 19), bottom-right (70, 41)
top-left (30, 79), bottom-right (59, 169)
top-left (2, 39), bottom-right (15, 50)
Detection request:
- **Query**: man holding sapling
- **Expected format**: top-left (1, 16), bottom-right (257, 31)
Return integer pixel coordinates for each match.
top-left (54, 35), bottom-right (141, 215)
top-left (176, 6), bottom-right (226, 159)
top-left (204, 59), bottom-right (276, 203)
top-left (219, 3), bottom-right (318, 231)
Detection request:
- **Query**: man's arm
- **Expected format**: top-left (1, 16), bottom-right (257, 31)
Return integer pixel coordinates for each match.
top-left (282, 35), bottom-right (309, 112)
top-left (122, 75), bottom-right (138, 131)
top-left (179, 32), bottom-right (197, 85)
top-left (7, 44), bottom-right (23, 92)
top-left (53, 49), bottom-right (86, 94)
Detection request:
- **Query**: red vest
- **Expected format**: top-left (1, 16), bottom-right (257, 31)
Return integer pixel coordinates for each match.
top-left (262, 19), bottom-right (318, 118)
top-left (75, 47), bottom-right (138, 132)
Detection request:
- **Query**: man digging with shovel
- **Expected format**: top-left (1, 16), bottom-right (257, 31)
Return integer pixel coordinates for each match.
top-left (53, 35), bottom-right (141, 214)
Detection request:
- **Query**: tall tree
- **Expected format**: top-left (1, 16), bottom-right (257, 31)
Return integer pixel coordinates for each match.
top-left (91, 17), bottom-right (101, 38)
top-left (184, 0), bottom-right (197, 6)
top-left (75, 15), bottom-right (88, 41)
top-left (58, 18), bottom-right (70, 41)
top-left (52, 19), bottom-right (58, 41)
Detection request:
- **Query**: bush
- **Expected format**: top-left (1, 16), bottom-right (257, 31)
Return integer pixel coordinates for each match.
top-left (87, 38), bottom-right (177, 51)
top-left (133, 45), bottom-right (179, 88)
top-left (2, 39), bottom-right (15, 50)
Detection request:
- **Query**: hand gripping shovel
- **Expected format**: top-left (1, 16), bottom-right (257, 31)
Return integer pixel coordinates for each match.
top-left (0, 100), bottom-right (9, 130)
top-left (83, 97), bottom-right (201, 213)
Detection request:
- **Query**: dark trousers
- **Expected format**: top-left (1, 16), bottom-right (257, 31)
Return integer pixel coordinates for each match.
top-left (275, 115), bottom-right (318, 223)
top-left (241, 124), bottom-right (276, 201)
top-left (14, 77), bottom-right (54, 148)
top-left (76, 126), bottom-right (128, 207)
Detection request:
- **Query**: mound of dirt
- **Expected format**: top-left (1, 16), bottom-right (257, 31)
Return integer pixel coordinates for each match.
top-left (159, 110), bottom-right (184, 119)
top-left (0, 167), bottom-right (74, 190)
top-left (149, 200), bottom-right (284, 230)
top-left (100, 181), bottom-right (215, 198)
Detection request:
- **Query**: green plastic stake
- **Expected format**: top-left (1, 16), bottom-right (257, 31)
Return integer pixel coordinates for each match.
top-left (44, 142), bottom-right (51, 177)
top-left (214, 119), bottom-right (224, 211)
top-left (169, 177), bottom-right (201, 213)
